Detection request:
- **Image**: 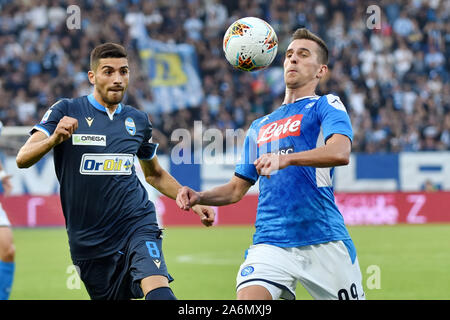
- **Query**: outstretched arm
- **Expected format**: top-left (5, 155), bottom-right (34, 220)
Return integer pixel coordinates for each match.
top-left (139, 156), bottom-right (215, 226)
top-left (176, 175), bottom-right (253, 210)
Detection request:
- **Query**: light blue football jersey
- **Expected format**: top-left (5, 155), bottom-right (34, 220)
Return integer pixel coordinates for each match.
top-left (235, 94), bottom-right (354, 248)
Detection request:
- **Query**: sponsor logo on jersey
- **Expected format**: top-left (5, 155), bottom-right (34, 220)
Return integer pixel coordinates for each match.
top-left (257, 114), bottom-right (303, 146)
top-left (72, 134), bottom-right (106, 146)
top-left (304, 102), bottom-right (315, 109)
top-left (79, 153), bottom-right (133, 175)
top-left (125, 117), bottom-right (136, 136)
top-left (153, 259), bottom-right (161, 269)
top-left (272, 146), bottom-right (294, 155)
top-left (40, 109), bottom-right (52, 124)
top-left (326, 95), bottom-right (347, 112)
top-left (41, 99), bottom-right (65, 123)
top-left (85, 117), bottom-right (94, 127)
top-left (241, 266), bottom-right (254, 277)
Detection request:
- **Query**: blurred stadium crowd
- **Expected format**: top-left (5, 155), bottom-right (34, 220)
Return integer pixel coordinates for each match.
top-left (0, 0), bottom-right (449, 155)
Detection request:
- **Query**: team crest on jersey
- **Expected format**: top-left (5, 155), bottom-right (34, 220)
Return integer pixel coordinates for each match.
top-left (241, 266), bottom-right (254, 277)
top-left (125, 117), bottom-right (136, 136)
top-left (257, 114), bottom-right (303, 146)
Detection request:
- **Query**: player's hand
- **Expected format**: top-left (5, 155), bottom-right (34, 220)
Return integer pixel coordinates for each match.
top-left (51, 116), bottom-right (78, 146)
top-left (191, 205), bottom-right (215, 227)
top-left (176, 186), bottom-right (200, 210)
top-left (254, 153), bottom-right (289, 178)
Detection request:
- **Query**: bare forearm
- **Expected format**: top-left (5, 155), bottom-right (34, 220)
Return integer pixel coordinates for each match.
top-left (146, 170), bottom-right (182, 200)
top-left (286, 145), bottom-right (349, 168)
top-left (16, 136), bottom-right (57, 168)
top-left (285, 134), bottom-right (351, 168)
top-left (198, 183), bottom-right (243, 206)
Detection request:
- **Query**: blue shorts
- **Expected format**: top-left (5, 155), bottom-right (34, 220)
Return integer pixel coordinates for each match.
top-left (73, 225), bottom-right (173, 300)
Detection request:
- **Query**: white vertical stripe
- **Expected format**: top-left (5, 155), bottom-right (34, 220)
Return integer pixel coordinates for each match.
top-left (316, 128), bottom-right (332, 187)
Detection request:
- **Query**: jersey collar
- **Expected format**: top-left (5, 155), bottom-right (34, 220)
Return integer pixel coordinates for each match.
top-left (87, 94), bottom-right (123, 115)
top-left (281, 95), bottom-right (319, 107)
top-left (295, 95), bottom-right (319, 102)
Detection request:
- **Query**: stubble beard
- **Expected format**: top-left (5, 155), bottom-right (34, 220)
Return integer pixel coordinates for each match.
top-left (103, 89), bottom-right (125, 105)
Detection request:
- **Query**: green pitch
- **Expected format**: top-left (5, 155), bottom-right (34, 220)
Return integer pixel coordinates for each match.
top-left (8, 224), bottom-right (450, 300)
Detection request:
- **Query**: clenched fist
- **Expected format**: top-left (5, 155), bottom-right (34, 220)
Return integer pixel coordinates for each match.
top-left (51, 116), bottom-right (78, 145)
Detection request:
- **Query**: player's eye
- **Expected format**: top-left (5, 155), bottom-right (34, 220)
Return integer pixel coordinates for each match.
top-left (299, 50), bottom-right (309, 58)
top-left (120, 69), bottom-right (128, 75)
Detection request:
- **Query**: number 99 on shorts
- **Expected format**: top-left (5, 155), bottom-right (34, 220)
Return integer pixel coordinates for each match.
top-left (80, 153), bottom-right (134, 175)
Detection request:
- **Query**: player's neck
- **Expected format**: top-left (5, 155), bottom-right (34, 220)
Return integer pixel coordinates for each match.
top-left (283, 85), bottom-right (317, 105)
top-left (93, 91), bottom-right (119, 113)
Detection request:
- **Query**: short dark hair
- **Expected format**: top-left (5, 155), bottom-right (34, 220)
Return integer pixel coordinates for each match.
top-left (291, 28), bottom-right (328, 64)
top-left (90, 43), bottom-right (127, 71)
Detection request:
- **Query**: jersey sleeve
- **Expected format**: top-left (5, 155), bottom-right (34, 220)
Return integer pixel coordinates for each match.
top-left (317, 94), bottom-right (353, 143)
top-left (234, 124), bottom-right (259, 185)
top-left (30, 99), bottom-right (68, 136)
top-left (136, 113), bottom-right (158, 160)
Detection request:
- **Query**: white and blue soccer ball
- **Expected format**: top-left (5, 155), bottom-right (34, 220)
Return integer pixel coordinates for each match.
top-left (223, 17), bottom-right (278, 72)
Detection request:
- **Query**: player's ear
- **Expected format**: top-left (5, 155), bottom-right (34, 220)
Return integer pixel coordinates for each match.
top-left (87, 70), bottom-right (95, 85)
top-left (316, 64), bottom-right (328, 79)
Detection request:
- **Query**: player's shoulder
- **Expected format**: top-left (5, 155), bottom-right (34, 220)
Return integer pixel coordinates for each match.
top-left (49, 96), bottom-right (86, 111)
top-left (121, 104), bottom-right (151, 124)
top-left (318, 93), bottom-right (347, 112)
top-left (121, 104), bottom-right (146, 117)
top-left (48, 97), bottom-right (69, 110)
top-left (252, 114), bottom-right (269, 127)
top-left (252, 104), bottom-right (284, 127)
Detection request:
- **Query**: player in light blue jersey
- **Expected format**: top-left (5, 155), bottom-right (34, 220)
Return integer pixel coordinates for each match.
top-left (177, 28), bottom-right (365, 300)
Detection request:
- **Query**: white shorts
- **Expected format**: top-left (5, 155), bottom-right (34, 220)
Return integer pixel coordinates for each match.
top-left (236, 241), bottom-right (365, 300)
top-left (0, 203), bottom-right (11, 227)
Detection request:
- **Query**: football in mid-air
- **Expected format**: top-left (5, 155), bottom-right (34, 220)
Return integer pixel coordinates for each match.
top-left (223, 17), bottom-right (278, 72)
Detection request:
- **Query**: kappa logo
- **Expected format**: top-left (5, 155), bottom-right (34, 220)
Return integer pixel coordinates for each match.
top-left (326, 95), bottom-right (347, 112)
top-left (257, 114), bottom-right (303, 146)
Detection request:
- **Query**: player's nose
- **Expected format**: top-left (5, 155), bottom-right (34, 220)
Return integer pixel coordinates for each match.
top-left (113, 76), bottom-right (122, 85)
top-left (112, 72), bottom-right (124, 84)
top-left (289, 55), bottom-right (298, 64)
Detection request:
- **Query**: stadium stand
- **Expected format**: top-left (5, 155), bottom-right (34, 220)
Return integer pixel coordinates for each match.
top-left (0, 0), bottom-right (448, 155)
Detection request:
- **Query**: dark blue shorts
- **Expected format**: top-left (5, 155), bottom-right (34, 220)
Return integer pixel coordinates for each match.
top-left (73, 225), bottom-right (173, 300)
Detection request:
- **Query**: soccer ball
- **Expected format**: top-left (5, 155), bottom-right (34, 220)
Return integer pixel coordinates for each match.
top-left (223, 17), bottom-right (278, 72)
